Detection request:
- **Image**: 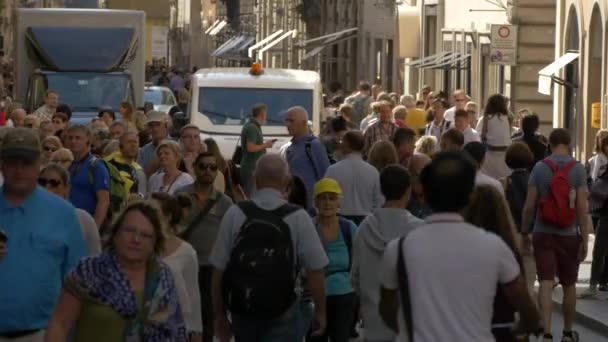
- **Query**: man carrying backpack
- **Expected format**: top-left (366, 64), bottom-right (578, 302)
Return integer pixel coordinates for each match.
top-left (209, 154), bottom-right (329, 342)
top-left (66, 125), bottom-right (111, 228)
top-left (521, 128), bottom-right (590, 342)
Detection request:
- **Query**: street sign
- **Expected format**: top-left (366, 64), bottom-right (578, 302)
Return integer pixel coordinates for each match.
top-left (490, 24), bottom-right (518, 66)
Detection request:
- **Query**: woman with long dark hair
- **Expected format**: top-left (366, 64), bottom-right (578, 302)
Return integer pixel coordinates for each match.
top-left (463, 185), bottom-right (528, 342)
top-left (476, 94), bottom-right (512, 179)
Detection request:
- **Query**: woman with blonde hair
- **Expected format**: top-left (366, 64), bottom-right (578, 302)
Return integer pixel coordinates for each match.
top-left (45, 201), bottom-right (188, 342)
top-left (49, 148), bottom-right (74, 170)
top-left (414, 135), bottom-right (438, 157)
top-left (41, 135), bottom-right (62, 165)
top-left (148, 140), bottom-right (194, 194)
top-left (463, 185), bottom-right (527, 342)
top-left (367, 140), bottom-right (398, 172)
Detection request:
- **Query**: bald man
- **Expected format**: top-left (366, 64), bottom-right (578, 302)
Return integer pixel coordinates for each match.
top-left (280, 106), bottom-right (330, 211)
top-left (9, 108), bottom-right (26, 127)
top-left (209, 153), bottom-right (329, 341)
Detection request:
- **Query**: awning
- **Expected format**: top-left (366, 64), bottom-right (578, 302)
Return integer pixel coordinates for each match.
top-left (404, 51), bottom-right (451, 67)
top-left (418, 52), bottom-right (459, 69)
top-left (300, 28), bottom-right (358, 61)
top-left (538, 52), bottom-right (579, 95)
top-left (213, 36), bottom-right (256, 59)
top-left (426, 53), bottom-right (471, 69)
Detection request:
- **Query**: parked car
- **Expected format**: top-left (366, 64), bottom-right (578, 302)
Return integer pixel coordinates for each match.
top-left (144, 85), bottom-right (177, 114)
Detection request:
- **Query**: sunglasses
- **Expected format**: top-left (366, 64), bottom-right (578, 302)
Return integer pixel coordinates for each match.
top-left (197, 163), bottom-right (218, 172)
top-left (51, 159), bottom-right (71, 164)
top-left (38, 177), bottom-right (62, 188)
top-left (43, 146), bottom-right (58, 152)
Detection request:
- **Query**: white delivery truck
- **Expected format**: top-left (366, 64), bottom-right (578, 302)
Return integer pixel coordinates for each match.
top-left (14, 8), bottom-right (145, 124)
top-left (189, 67), bottom-right (322, 158)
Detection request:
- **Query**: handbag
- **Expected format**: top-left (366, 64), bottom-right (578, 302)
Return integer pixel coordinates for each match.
top-left (179, 193), bottom-right (219, 240)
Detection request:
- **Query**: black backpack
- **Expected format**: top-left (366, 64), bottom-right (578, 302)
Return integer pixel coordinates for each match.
top-left (504, 169), bottom-right (529, 232)
top-left (222, 201), bottom-right (300, 319)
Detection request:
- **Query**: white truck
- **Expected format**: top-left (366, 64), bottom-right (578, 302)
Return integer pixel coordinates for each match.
top-left (14, 8), bottom-right (145, 124)
top-left (189, 67), bottom-right (323, 158)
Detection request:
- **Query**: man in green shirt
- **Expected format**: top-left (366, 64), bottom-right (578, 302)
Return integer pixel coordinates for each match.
top-left (240, 103), bottom-right (275, 195)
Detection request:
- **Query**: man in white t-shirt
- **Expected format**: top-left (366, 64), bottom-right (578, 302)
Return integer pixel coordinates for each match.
top-left (378, 151), bottom-right (540, 342)
top-left (443, 89), bottom-right (468, 123)
top-left (454, 108), bottom-right (481, 144)
top-left (464, 141), bottom-right (505, 195)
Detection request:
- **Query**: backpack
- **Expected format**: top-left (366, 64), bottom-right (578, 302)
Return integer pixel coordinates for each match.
top-left (222, 201), bottom-right (300, 319)
top-left (538, 159), bottom-right (577, 228)
top-left (88, 158), bottom-right (129, 215)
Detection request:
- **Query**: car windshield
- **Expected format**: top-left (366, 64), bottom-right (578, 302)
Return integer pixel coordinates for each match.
top-left (198, 87), bottom-right (313, 126)
top-left (46, 73), bottom-right (130, 112)
top-left (145, 88), bottom-right (176, 106)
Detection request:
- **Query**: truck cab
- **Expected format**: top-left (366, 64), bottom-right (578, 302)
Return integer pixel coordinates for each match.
top-left (189, 67), bottom-right (322, 158)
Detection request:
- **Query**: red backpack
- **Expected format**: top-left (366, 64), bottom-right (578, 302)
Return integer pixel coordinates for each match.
top-left (538, 158), bottom-right (577, 228)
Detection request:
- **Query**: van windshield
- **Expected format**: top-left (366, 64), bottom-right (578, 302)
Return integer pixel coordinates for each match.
top-left (46, 73), bottom-right (131, 112)
top-left (198, 87), bottom-right (313, 126)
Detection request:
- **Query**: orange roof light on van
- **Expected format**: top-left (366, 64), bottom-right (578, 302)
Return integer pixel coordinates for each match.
top-left (250, 61), bottom-right (264, 76)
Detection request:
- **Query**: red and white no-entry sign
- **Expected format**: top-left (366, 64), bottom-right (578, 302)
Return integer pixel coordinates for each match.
top-left (490, 24), bottom-right (518, 66)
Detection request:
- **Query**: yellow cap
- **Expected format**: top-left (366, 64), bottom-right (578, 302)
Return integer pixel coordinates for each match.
top-left (313, 178), bottom-right (342, 198)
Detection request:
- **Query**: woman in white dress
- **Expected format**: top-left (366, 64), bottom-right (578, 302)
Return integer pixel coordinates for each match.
top-left (148, 140), bottom-right (194, 195)
top-left (476, 94), bottom-right (513, 179)
top-left (150, 192), bottom-right (202, 342)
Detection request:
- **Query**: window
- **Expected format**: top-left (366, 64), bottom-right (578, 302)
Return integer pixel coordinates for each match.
top-left (198, 87), bottom-right (313, 126)
top-left (45, 73), bottom-right (131, 111)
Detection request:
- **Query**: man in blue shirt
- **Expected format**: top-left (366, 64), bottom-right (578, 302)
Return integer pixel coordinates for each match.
top-left (137, 111), bottom-right (170, 177)
top-left (281, 106), bottom-right (330, 210)
top-left (0, 128), bottom-right (87, 339)
top-left (66, 125), bottom-right (110, 228)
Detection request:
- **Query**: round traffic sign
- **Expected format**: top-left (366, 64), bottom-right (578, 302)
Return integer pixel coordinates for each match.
top-left (498, 26), bottom-right (510, 38)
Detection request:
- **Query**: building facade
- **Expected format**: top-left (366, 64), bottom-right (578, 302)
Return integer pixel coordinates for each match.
top-left (212, 0), bottom-right (306, 69)
top-left (308, 0), bottom-right (398, 92)
top-left (402, 0), bottom-right (555, 134)
top-left (552, 0), bottom-right (606, 160)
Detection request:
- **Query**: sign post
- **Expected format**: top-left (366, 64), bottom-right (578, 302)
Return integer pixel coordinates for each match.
top-left (490, 24), bottom-right (518, 66)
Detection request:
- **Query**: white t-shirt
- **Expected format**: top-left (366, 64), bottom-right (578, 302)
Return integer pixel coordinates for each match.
top-left (475, 115), bottom-right (511, 147)
top-left (443, 106), bottom-right (456, 123)
top-left (163, 241), bottom-right (202, 334)
top-left (148, 172), bottom-right (194, 195)
top-left (475, 170), bottom-right (505, 195)
top-left (379, 213), bottom-right (520, 342)
top-left (463, 127), bottom-right (481, 144)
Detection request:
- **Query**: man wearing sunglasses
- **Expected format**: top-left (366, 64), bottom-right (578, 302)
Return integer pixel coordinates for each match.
top-left (0, 128), bottom-right (86, 341)
top-left (443, 89), bottom-right (469, 124)
top-left (175, 151), bottom-right (233, 342)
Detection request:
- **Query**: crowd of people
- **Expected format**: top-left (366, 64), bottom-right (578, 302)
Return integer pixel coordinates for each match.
top-left (0, 78), bottom-right (601, 342)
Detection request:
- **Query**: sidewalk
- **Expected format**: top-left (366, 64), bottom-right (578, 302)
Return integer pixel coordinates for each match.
top-left (546, 234), bottom-right (608, 336)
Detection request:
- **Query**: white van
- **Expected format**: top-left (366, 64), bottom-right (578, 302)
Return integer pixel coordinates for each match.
top-left (189, 68), bottom-right (322, 158)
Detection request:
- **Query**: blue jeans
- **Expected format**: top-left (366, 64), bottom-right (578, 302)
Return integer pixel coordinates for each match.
top-left (231, 302), bottom-right (299, 342)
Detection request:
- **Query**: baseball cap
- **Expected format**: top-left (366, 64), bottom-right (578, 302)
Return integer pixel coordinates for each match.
top-left (313, 178), bottom-right (342, 199)
top-left (0, 128), bottom-right (41, 160)
top-left (146, 111), bottom-right (167, 125)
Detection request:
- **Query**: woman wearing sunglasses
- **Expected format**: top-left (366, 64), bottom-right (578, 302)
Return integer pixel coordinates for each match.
top-left (41, 135), bottom-right (62, 166)
top-left (39, 164), bottom-right (101, 255)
